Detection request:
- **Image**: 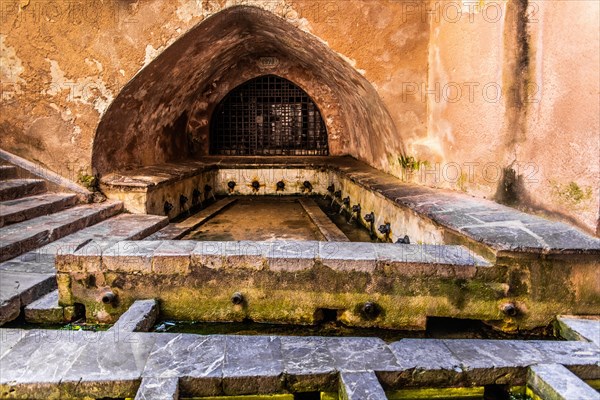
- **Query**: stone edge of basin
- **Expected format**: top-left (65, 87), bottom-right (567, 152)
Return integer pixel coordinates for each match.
top-left (99, 156), bottom-right (600, 256)
top-left (55, 240), bottom-right (491, 275)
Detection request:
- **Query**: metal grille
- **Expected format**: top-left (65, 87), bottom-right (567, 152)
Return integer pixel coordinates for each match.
top-left (210, 75), bottom-right (329, 156)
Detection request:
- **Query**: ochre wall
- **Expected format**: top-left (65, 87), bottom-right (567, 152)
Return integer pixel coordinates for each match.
top-left (0, 0), bottom-right (598, 235)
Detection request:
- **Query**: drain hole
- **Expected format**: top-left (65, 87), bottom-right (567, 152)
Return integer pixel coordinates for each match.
top-left (314, 308), bottom-right (339, 323)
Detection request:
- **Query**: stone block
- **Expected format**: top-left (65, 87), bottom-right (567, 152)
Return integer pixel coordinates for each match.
top-left (103, 241), bottom-right (162, 274)
top-left (319, 242), bottom-right (376, 273)
top-left (222, 335), bottom-right (284, 395)
top-left (152, 241), bottom-right (195, 275)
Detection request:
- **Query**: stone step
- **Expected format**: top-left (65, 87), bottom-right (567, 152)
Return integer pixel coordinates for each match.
top-left (0, 271), bottom-right (56, 325)
top-left (0, 193), bottom-right (79, 228)
top-left (0, 214), bottom-right (167, 326)
top-left (23, 290), bottom-right (65, 324)
top-left (0, 165), bottom-right (17, 180)
top-left (0, 179), bottom-right (46, 201)
top-left (0, 201), bottom-right (123, 262)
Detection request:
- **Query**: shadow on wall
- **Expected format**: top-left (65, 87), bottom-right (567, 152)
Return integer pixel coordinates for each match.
top-left (92, 5), bottom-right (400, 176)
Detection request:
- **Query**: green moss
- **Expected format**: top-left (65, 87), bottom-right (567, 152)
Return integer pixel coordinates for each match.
top-left (78, 172), bottom-right (98, 190)
top-left (551, 181), bottom-right (593, 205)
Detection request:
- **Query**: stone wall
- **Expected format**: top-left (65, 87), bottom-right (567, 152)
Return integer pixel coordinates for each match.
top-left (0, 0), bottom-right (598, 235)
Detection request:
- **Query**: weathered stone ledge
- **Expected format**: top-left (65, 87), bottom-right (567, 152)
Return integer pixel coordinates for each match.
top-left (58, 240), bottom-right (490, 274)
top-left (0, 329), bottom-right (598, 399)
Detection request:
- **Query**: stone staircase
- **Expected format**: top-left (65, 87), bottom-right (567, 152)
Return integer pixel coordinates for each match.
top-left (0, 159), bottom-right (169, 325)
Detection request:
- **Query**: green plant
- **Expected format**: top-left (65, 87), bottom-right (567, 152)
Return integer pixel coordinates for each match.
top-left (398, 155), bottom-right (428, 172)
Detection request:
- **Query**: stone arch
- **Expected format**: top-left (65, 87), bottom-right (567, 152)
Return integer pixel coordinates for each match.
top-left (92, 5), bottom-right (399, 175)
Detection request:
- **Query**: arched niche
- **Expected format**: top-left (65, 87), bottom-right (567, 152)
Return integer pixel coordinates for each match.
top-left (92, 6), bottom-right (399, 175)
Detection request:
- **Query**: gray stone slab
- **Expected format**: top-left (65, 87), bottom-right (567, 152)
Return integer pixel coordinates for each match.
top-left (267, 240), bottom-right (319, 272)
top-left (0, 270), bottom-right (56, 325)
top-left (0, 329), bottom-right (27, 359)
top-left (0, 192), bottom-right (77, 227)
top-left (280, 336), bottom-right (337, 392)
top-left (60, 332), bottom-right (157, 398)
top-left (223, 335), bottom-right (284, 395)
top-left (528, 340), bottom-right (600, 380)
top-left (319, 242), bottom-right (377, 273)
top-left (0, 252), bottom-right (56, 274)
top-left (557, 316), bottom-right (600, 347)
top-left (339, 371), bottom-right (387, 400)
top-left (0, 330), bottom-right (99, 384)
top-left (0, 201), bottom-right (123, 262)
top-left (327, 337), bottom-right (399, 373)
top-left (24, 289), bottom-right (64, 324)
top-left (143, 333), bottom-right (225, 397)
top-left (442, 339), bottom-right (547, 385)
top-left (0, 179), bottom-right (45, 201)
top-left (387, 339), bottom-right (463, 386)
top-left (109, 299), bottom-right (159, 333)
top-left (135, 377), bottom-right (179, 400)
top-left (528, 364), bottom-right (600, 400)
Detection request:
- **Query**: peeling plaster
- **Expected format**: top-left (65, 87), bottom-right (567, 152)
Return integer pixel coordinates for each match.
top-left (45, 59), bottom-right (114, 115)
top-left (0, 35), bottom-right (26, 98)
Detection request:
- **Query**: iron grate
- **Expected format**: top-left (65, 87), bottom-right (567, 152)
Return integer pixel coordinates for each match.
top-left (210, 75), bottom-right (329, 156)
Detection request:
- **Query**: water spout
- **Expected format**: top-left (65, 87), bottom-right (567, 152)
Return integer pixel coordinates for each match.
top-left (204, 184), bottom-right (216, 201)
top-left (227, 181), bottom-right (236, 193)
top-left (101, 291), bottom-right (116, 305)
top-left (164, 201), bottom-right (174, 215)
top-left (231, 292), bottom-right (244, 305)
top-left (251, 180), bottom-right (261, 192)
top-left (276, 181), bottom-right (285, 192)
top-left (303, 180), bottom-right (313, 193)
top-left (192, 188), bottom-right (203, 208)
top-left (396, 235), bottom-right (410, 244)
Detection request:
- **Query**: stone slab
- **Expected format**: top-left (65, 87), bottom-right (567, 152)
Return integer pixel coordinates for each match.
top-left (298, 198), bottom-right (349, 242)
top-left (0, 165), bottom-right (17, 180)
top-left (59, 331), bottom-right (157, 398)
top-left (0, 329), bottom-right (27, 359)
top-left (266, 240), bottom-right (319, 272)
top-left (442, 339), bottom-right (547, 385)
top-left (528, 340), bottom-right (600, 380)
top-left (339, 371), bottom-right (387, 400)
top-left (528, 364), bottom-right (600, 400)
top-left (0, 201), bottom-right (123, 262)
top-left (24, 289), bottom-right (64, 324)
top-left (102, 241), bottom-right (163, 273)
top-left (0, 271), bottom-right (56, 325)
top-left (152, 241), bottom-right (196, 274)
top-left (0, 192), bottom-right (78, 227)
top-left (557, 316), bottom-right (600, 347)
top-left (280, 336), bottom-right (337, 392)
top-left (109, 299), bottom-right (159, 333)
top-left (319, 242), bottom-right (377, 273)
top-left (222, 335), bottom-right (284, 395)
top-left (135, 377), bottom-right (179, 400)
top-left (387, 339), bottom-right (463, 386)
top-left (143, 333), bottom-right (225, 397)
top-left (147, 197), bottom-right (237, 240)
top-left (0, 179), bottom-right (46, 201)
top-left (327, 337), bottom-right (399, 373)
